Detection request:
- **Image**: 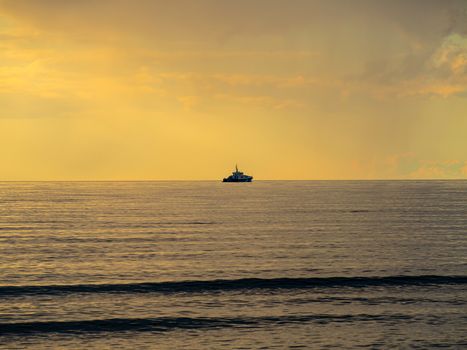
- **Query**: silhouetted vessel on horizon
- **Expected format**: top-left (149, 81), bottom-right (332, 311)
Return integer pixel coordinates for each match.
top-left (223, 165), bottom-right (253, 182)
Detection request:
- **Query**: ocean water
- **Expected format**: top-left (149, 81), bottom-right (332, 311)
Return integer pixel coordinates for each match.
top-left (0, 180), bottom-right (466, 349)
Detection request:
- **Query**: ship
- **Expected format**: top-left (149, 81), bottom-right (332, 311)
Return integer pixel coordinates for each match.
top-left (223, 165), bottom-right (253, 182)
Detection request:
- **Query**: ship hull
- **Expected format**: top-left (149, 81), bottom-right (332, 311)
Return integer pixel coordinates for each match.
top-left (223, 178), bottom-right (253, 182)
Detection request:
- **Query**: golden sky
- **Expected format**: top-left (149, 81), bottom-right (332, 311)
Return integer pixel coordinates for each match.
top-left (1, 0), bottom-right (467, 180)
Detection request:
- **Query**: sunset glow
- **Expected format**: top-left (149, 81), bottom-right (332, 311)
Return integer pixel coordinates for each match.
top-left (1, 0), bottom-right (466, 180)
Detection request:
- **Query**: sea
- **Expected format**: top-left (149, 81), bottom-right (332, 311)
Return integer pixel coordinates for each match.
top-left (0, 181), bottom-right (466, 349)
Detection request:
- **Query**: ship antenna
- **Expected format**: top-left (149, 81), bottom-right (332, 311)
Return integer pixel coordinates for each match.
top-left (236, 164), bottom-right (238, 172)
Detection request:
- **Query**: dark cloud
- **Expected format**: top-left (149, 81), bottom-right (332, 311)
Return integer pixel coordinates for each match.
top-left (1, 0), bottom-right (465, 45)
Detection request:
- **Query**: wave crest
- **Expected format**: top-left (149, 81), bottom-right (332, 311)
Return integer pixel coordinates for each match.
top-left (1, 275), bottom-right (465, 297)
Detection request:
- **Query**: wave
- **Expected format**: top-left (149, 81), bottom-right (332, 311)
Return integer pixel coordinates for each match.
top-left (1, 275), bottom-right (465, 297)
top-left (0, 314), bottom-right (413, 335)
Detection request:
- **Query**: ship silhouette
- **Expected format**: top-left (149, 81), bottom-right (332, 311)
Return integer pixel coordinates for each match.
top-left (223, 165), bottom-right (253, 182)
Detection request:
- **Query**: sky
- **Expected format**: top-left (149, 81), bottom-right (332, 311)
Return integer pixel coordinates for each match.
top-left (1, 0), bottom-right (467, 180)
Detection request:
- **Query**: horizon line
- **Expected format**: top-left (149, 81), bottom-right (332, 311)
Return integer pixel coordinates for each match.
top-left (0, 179), bottom-right (466, 182)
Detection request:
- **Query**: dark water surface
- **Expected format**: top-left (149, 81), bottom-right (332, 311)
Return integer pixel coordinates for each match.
top-left (0, 181), bottom-right (466, 349)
